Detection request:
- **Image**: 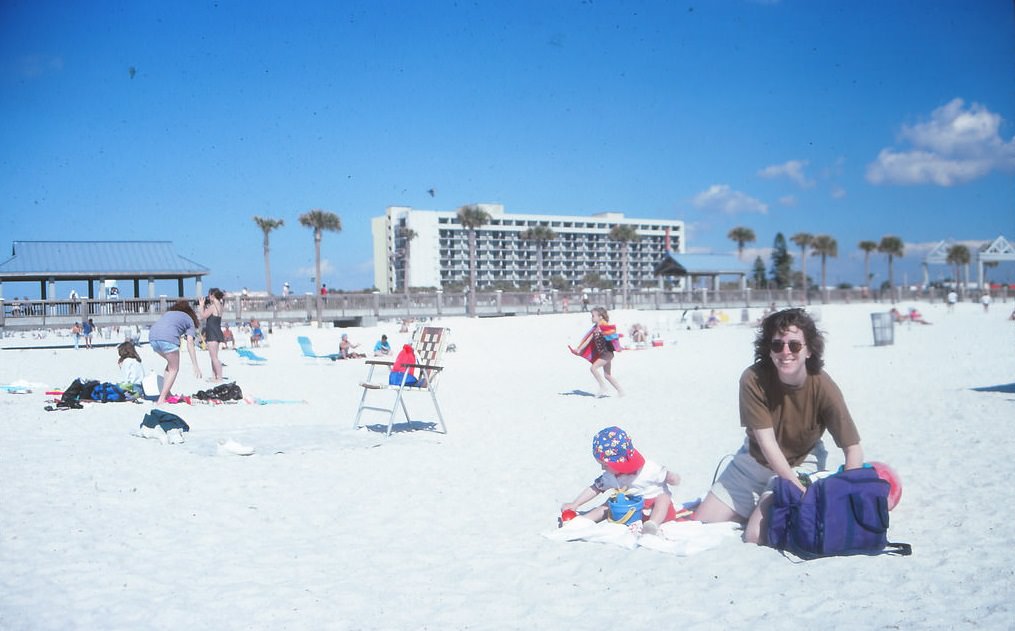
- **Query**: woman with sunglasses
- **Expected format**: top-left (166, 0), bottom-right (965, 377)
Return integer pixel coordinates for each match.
top-left (693, 308), bottom-right (864, 544)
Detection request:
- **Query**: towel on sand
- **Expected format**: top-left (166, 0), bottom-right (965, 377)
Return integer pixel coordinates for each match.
top-left (542, 516), bottom-right (740, 556)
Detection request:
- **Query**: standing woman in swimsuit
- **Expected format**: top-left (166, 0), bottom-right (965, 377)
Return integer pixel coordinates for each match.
top-left (199, 288), bottom-right (226, 382)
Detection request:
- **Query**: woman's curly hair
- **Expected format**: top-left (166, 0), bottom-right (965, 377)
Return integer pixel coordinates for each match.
top-left (753, 308), bottom-right (825, 374)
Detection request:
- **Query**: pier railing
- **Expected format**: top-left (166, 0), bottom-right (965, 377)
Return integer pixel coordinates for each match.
top-left (1, 285), bottom-right (1007, 333)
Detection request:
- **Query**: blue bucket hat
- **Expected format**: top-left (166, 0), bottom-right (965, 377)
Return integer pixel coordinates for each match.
top-left (592, 426), bottom-right (645, 474)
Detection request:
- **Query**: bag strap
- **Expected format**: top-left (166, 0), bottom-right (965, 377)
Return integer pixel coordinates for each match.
top-left (778, 541), bottom-right (913, 562)
top-left (885, 542), bottom-right (913, 556)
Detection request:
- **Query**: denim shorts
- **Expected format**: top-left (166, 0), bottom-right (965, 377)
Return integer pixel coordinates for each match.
top-left (149, 340), bottom-right (180, 354)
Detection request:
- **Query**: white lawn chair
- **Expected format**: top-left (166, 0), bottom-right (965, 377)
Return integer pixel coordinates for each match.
top-left (353, 326), bottom-right (450, 437)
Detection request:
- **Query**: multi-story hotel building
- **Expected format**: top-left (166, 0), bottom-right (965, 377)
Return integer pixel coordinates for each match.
top-left (371, 204), bottom-right (685, 293)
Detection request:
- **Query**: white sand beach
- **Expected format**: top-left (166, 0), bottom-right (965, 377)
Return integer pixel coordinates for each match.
top-left (1, 301), bottom-right (1013, 630)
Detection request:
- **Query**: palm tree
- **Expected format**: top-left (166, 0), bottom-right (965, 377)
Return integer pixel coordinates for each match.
top-left (877, 235), bottom-right (904, 301)
top-left (298, 209), bottom-right (342, 327)
top-left (457, 204), bottom-right (491, 317)
top-left (609, 224), bottom-right (640, 308)
top-left (253, 216), bottom-right (285, 296)
top-left (946, 243), bottom-right (971, 298)
top-left (399, 226), bottom-right (417, 299)
top-left (519, 225), bottom-right (556, 291)
top-left (810, 234), bottom-right (838, 303)
top-left (728, 226), bottom-right (756, 261)
top-left (790, 232), bottom-right (813, 300)
top-left (858, 240), bottom-right (878, 293)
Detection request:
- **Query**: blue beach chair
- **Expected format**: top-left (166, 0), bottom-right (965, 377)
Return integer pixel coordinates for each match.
top-left (236, 347), bottom-right (267, 364)
top-left (297, 336), bottom-right (342, 361)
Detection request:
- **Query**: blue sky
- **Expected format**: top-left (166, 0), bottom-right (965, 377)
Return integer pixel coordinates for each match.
top-left (2, 0), bottom-right (1013, 298)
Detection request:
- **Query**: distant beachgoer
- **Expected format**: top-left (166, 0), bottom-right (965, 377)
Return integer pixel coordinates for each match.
top-left (947, 290), bottom-right (958, 312)
top-left (630, 323), bottom-right (648, 345)
top-left (373, 334), bottom-right (392, 356)
top-left (148, 300), bottom-right (202, 406)
top-left (222, 324), bottom-right (235, 349)
top-left (908, 308), bottom-right (931, 325)
top-left (980, 293), bottom-right (991, 313)
top-left (340, 333), bottom-right (365, 359)
top-left (82, 318), bottom-right (96, 349)
top-left (71, 321), bottom-right (82, 350)
top-left (249, 319), bottom-right (263, 347)
top-left (199, 288), bottom-right (225, 382)
top-left (569, 306), bottom-right (624, 397)
top-left (693, 308), bottom-right (864, 544)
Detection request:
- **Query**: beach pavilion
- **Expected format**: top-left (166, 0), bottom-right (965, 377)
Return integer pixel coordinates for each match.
top-left (0, 240), bottom-right (209, 301)
top-left (921, 235), bottom-right (1015, 290)
top-left (653, 251), bottom-right (751, 291)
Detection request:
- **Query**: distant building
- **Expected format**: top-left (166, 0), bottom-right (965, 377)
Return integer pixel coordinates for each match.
top-left (372, 204), bottom-right (685, 293)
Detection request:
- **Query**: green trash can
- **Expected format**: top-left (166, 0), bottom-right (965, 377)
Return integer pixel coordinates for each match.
top-left (870, 312), bottom-right (894, 346)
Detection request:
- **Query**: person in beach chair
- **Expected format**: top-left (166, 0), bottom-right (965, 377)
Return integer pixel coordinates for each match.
top-left (692, 308), bottom-right (865, 545)
top-left (562, 426), bottom-right (684, 536)
top-left (353, 325), bottom-right (450, 436)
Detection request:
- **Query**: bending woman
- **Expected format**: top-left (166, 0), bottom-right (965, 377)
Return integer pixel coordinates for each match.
top-left (693, 308), bottom-right (864, 544)
top-left (148, 300), bottom-right (203, 405)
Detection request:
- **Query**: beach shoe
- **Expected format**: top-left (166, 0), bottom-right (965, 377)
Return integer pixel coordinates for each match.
top-left (166, 428), bottom-right (185, 445)
top-left (217, 439), bottom-right (255, 456)
top-left (141, 424), bottom-right (169, 445)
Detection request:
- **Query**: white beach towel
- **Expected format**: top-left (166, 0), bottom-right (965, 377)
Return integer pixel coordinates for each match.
top-left (542, 516), bottom-right (740, 556)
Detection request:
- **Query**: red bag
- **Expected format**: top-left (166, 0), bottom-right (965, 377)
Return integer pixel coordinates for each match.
top-left (392, 344), bottom-right (416, 376)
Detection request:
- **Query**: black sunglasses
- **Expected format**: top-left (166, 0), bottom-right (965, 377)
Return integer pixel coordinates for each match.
top-left (769, 339), bottom-right (805, 354)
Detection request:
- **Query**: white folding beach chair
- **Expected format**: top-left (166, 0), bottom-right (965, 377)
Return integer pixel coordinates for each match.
top-left (353, 326), bottom-right (450, 437)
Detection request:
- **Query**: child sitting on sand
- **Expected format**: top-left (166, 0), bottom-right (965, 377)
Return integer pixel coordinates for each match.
top-left (117, 341), bottom-right (145, 397)
top-left (561, 426), bottom-right (682, 535)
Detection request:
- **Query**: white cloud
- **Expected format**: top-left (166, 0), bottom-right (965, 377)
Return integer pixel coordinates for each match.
top-left (16, 54), bottom-right (63, 78)
top-left (758, 160), bottom-right (815, 188)
top-left (866, 99), bottom-right (1015, 186)
top-left (830, 186), bottom-right (846, 199)
top-left (778, 195), bottom-right (797, 206)
top-left (692, 184), bottom-right (768, 215)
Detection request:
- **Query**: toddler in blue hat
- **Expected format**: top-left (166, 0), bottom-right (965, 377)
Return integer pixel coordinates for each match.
top-left (561, 426), bottom-right (682, 535)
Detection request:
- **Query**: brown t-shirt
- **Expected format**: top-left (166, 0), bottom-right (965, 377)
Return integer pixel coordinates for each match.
top-left (740, 363), bottom-right (861, 467)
